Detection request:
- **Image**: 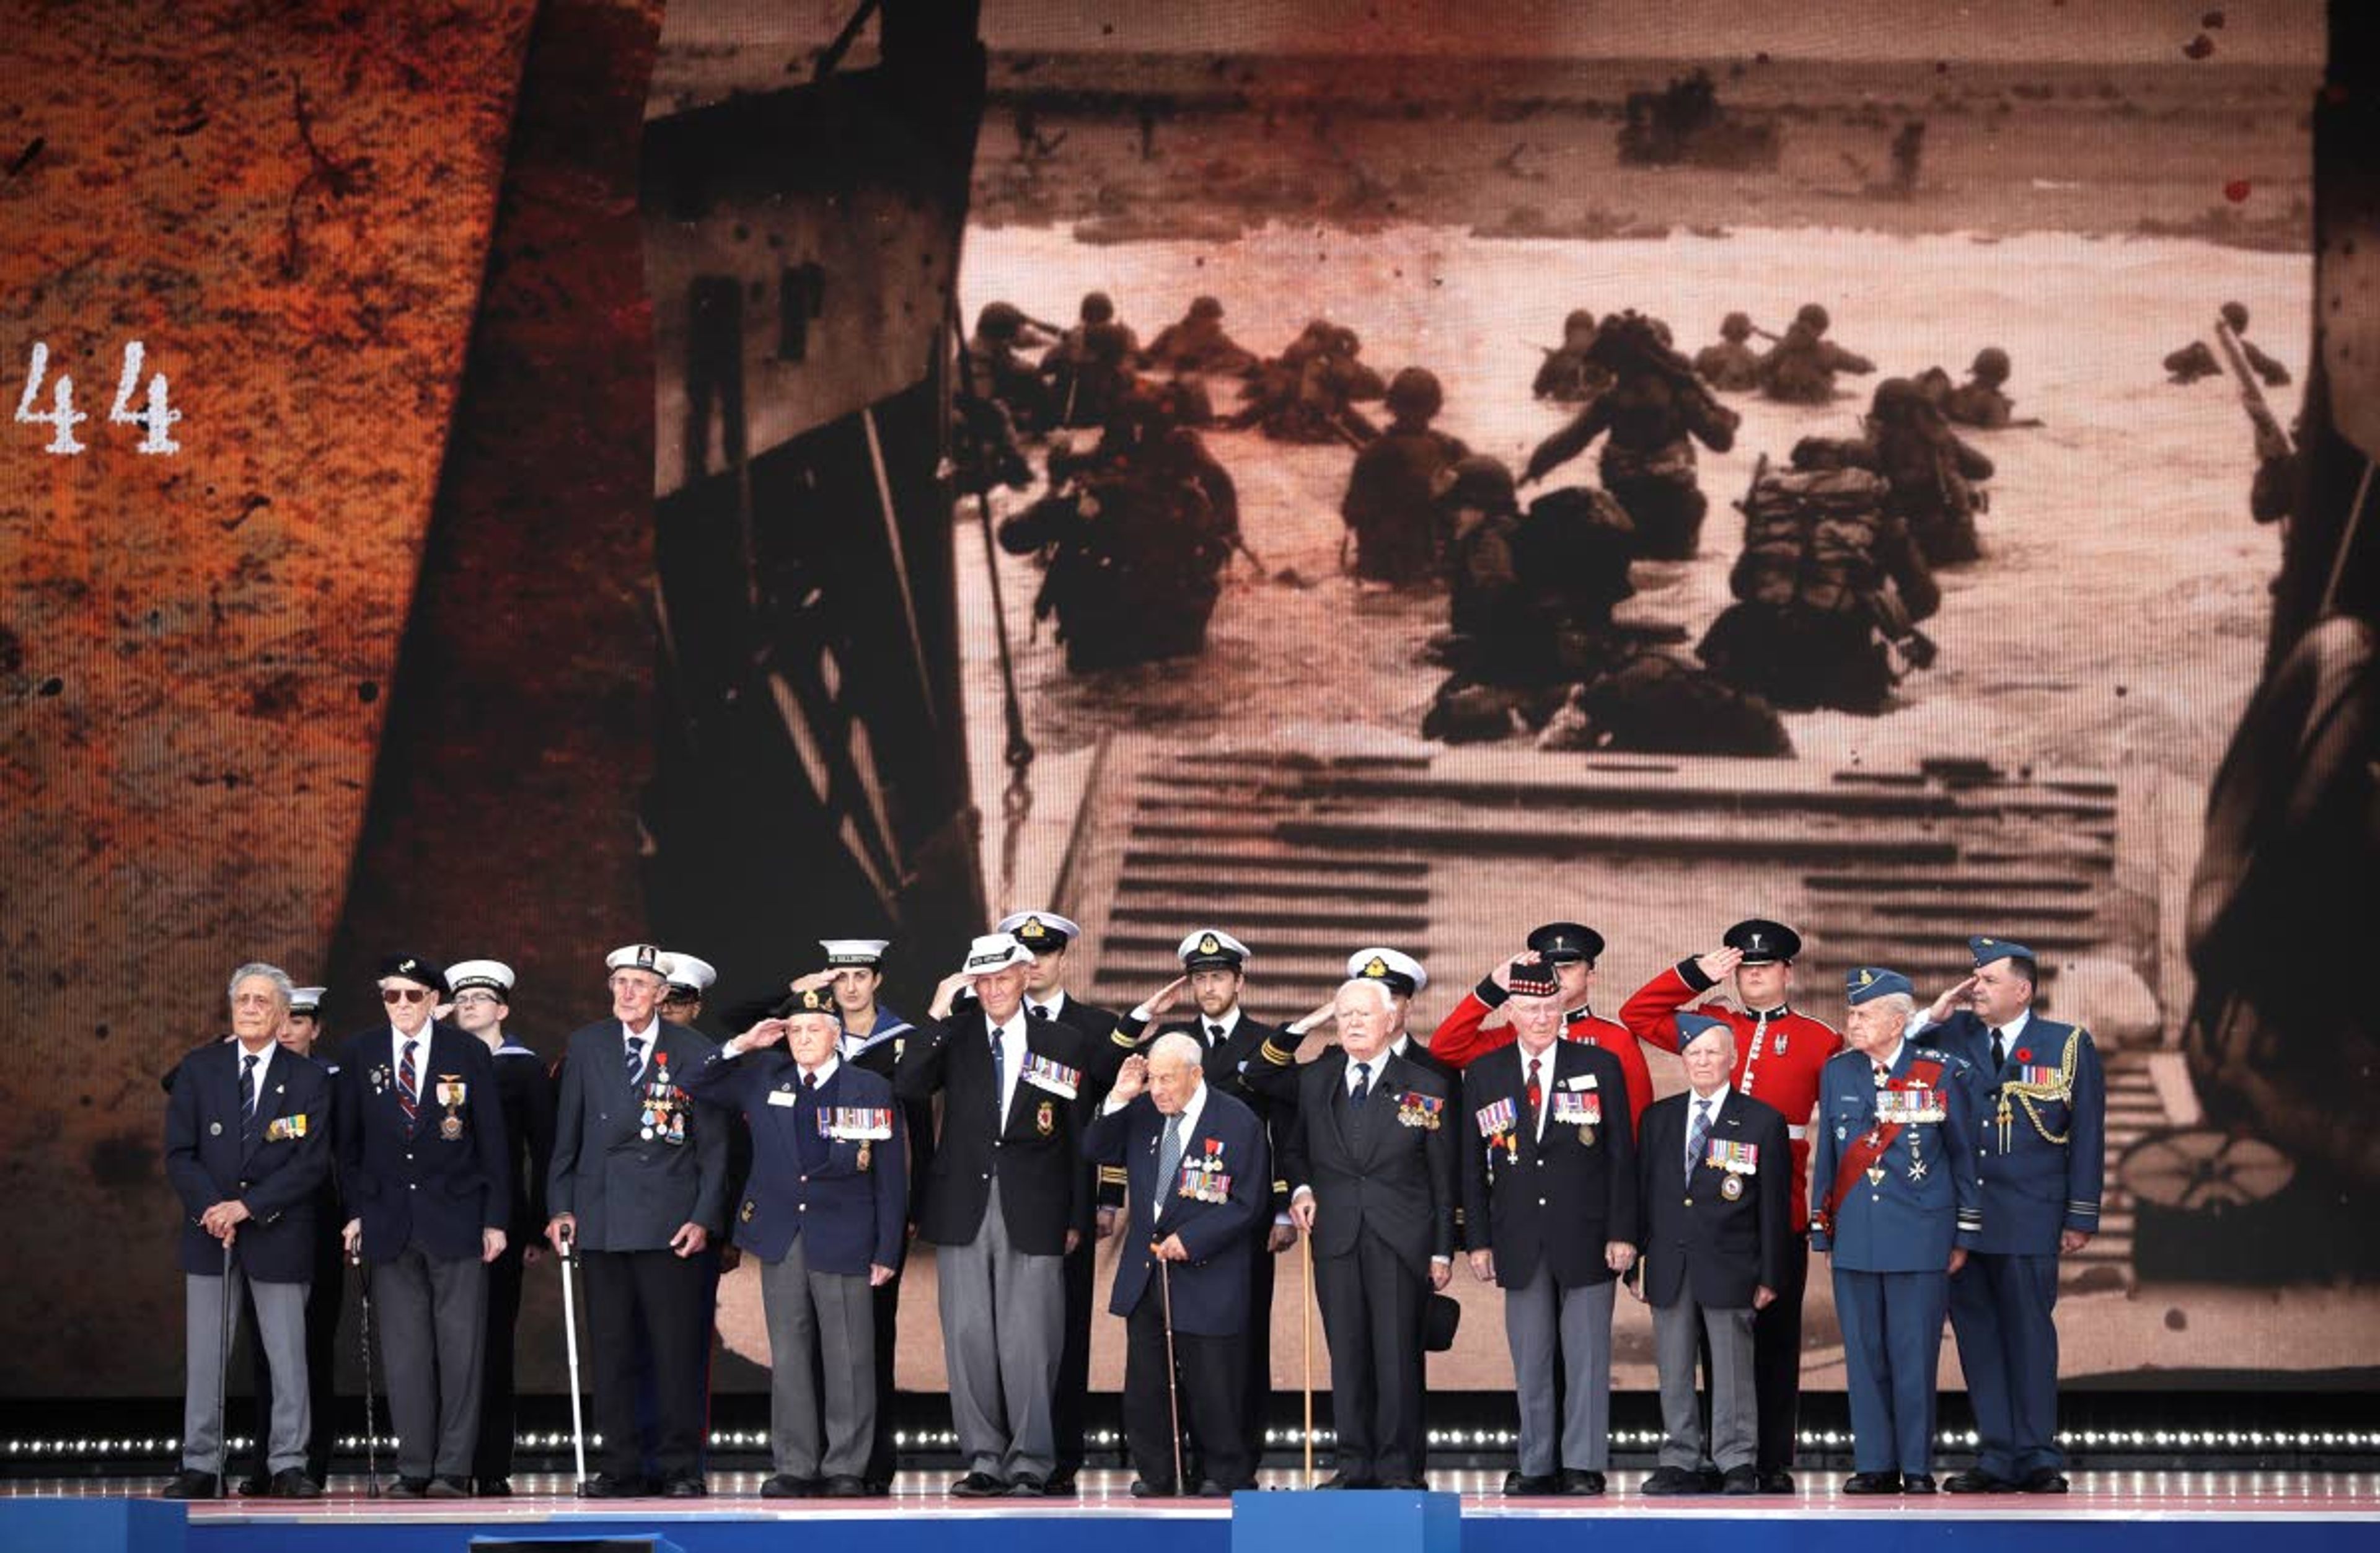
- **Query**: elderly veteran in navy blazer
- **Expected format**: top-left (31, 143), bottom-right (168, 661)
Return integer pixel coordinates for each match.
top-left (547, 942), bottom-right (729, 1498)
top-left (1632, 1013), bottom-right (1791, 1497)
top-left (1461, 959), bottom-right (1639, 1497)
top-left (899, 932), bottom-right (1096, 1498)
top-left (1810, 967), bottom-right (1986, 1495)
top-left (1283, 976), bottom-right (1460, 1491)
top-left (1914, 936), bottom-right (2105, 1496)
top-left (161, 962), bottom-right (335, 1501)
top-left (687, 985), bottom-right (905, 1498)
top-left (336, 953), bottom-right (511, 1498)
top-left (1083, 1031), bottom-right (1269, 1497)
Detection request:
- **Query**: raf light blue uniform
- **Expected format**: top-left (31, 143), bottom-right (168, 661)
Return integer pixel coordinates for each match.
top-left (1920, 936), bottom-right (2105, 1491)
top-left (1809, 967), bottom-right (1984, 1487)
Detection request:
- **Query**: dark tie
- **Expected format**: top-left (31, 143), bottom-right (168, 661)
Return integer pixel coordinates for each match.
top-left (1525, 1057), bottom-right (1544, 1138)
top-left (624, 1036), bottom-right (645, 1085)
top-left (1991, 1026), bottom-right (2008, 1071)
top-left (801, 1071), bottom-right (818, 1091)
top-left (796, 1071), bottom-right (826, 1170)
top-left (1686, 1098), bottom-right (1712, 1179)
top-left (397, 1039), bottom-right (420, 1127)
top-left (1157, 1112), bottom-right (1186, 1200)
top-left (240, 1054), bottom-right (260, 1138)
top-left (990, 1027), bottom-right (1008, 1124)
top-left (1029, 1003), bottom-right (1050, 1021)
top-left (1350, 1060), bottom-right (1372, 1107)
top-left (1206, 1022), bottom-right (1224, 1048)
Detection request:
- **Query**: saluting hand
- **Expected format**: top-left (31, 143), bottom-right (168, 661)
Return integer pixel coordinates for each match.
top-left (1489, 952), bottom-right (1540, 992)
top-left (1693, 946), bottom-right (1744, 983)
top-left (740, 1018), bottom-right (790, 1050)
top-left (1111, 1054), bottom-right (1150, 1105)
top-left (1287, 1000), bottom-right (1338, 1039)
top-left (1925, 975), bottom-right (1979, 1026)
top-left (1141, 976), bottom-right (1189, 1023)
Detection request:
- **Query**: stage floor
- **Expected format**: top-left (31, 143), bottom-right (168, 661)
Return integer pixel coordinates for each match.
top-left (9, 1467), bottom-right (2380, 1516)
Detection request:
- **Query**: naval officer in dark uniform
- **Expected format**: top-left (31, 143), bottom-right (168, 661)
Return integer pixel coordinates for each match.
top-left (1810, 967), bottom-right (1985, 1494)
top-left (689, 985), bottom-right (906, 1497)
top-left (1916, 936), bottom-right (2105, 1495)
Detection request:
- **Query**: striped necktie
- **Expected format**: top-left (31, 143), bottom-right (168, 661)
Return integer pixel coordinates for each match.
top-left (240, 1054), bottom-right (260, 1138)
top-left (397, 1039), bottom-right (419, 1126)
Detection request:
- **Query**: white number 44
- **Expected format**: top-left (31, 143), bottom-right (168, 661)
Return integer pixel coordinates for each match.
top-left (15, 340), bottom-right (182, 455)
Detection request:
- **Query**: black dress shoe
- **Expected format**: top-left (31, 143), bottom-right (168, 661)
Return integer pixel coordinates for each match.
top-left (1721, 1466), bottom-right (1760, 1495)
top-left (1758, 1469), bottom-right (1796, 1494)
top-left (1639, 1466), bottom-right (1702, 1496)
top-left (1006, 1474), bottom-right (1049, 1497)
top-left (950, 1471), bottom-right (1007, 1498)
top-left (1130, 1479), bottom-right (1178, 1499)
top-left (236, 1474), bottom-right (271, 1497)
top-left (1699, 1466), bottom-right (1726, 1492)
top-left (1504, 1471), bottom-right (1560, 1495)
top-left (761, 1474), bottom-right (816, 1498)
top-left (1843, 1471), bottom-right (1902, 1495)
top-left (1559, 1469), bottom-right (1606, 1497)
top-left (1903, 1474), bottom-right (1939, 1494)
top-left (1944, 1468), bottom-right (2016, 1494)
top-left (2019, 1468), bottom-right (2070, 1494)
top-left (1046, 1470), bottom-right (1078, 1492)
top-left (1195, 1480), bottom-right (1232, 1498)
top-left (581, 1473), bottom-right (648, 1498)
top-left (1379, 1477), bottom-right (1429, 1490)
top-left (477, 1479), bottom-right (513, 1497)
top-left (270, 1468), bottom-right (324, 1500)
top-left (823, 1476), bottom-right (871, 1498)
top-left (426, 1476), bottom-right (470, 1499)
top-left (159, 1470), bottom-right (223, 1500)
top-left (385, 1477), bottom-right (431, 1499)
top-left (663, 1475), bottom-right (708, 1498)
top-left (1315, 1472), bottom-right (1373, 1490)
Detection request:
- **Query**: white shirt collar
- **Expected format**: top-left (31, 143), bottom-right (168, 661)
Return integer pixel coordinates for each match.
top-left (1026, 990), bottom-right (1068, 1019)
top-left (1688, 1081), bottom-right (1734, 1114)
top-left (1516, 1039), bottom-right (1559, 1076)
top-left (798, 1055), bottom-right (841, 1088)
top-left (1995, 1010), bottom-right (2032, 1043)
top-left (623, 1016), bottom-right (659, 1044)
top-left (1199, 1006), bottom-right (1243, 1042)
top-left (1871, 1037), bottom-right (1906, 1075)
top-left (234, 1039), bottom-right (276, 1086)
top-left (1164, 1081), bottom-right (1210, 1140)
top-left (989, 1009), bottom-right (1029, 1044)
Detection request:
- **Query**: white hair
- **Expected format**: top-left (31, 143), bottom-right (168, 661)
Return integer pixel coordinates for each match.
top-left (1863, 992), bottom-right (1917, 1021)
top-left (1147, 1031), bottom-right (1205, 1071)
top-left (1334, 978), bottom-right (1396, 1012)
top-left (227, 962), bottom-right (294, 1008)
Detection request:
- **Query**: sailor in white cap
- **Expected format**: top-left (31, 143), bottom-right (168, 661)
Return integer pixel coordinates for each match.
top-left (284, 988), bottom-right (328, 1058)
top-left (1258, 946), bottom-right (1450, 1083)
top-left (546, 944), bottom-right (728, 1497)
top-left (444, 959), bottom-right (555, 1495)
top-left (990, 910), bottom-right (1132, 1492)
top-left (897, 933), bottom-right (1097, 1497)
top-left (659, 954), bottom-right (718, 1029)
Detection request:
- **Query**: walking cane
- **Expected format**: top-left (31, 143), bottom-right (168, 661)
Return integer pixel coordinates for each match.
top-left (215, 1238), bottom-right (236, 1495)
top-left (353, 1247), bottom-right (381, 1497)
top-left (1158, 1253), bottom-right (1186, 1494)
top-left (1300, 1230), bottom-right (1315, 1487)
top-left (558, 1225), bottom-right (589, 1494)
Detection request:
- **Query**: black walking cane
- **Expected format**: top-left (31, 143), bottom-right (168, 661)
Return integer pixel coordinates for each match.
top-left (352, 1244), bottom-right (382, 1497)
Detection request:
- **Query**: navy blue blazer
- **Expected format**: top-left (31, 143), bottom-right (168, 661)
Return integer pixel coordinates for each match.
top-left (1461, 1038), bottom-right (1639, 1288)
top-left (1082, 1086), bottom-right (1268, 1337)
top-left (684, 1049), bottom-right (907, 1275)
top-left (1810, 1041), bottom-right (1985, 1271)
top-left (164, 1040), bottom-right (335, 1283)
top-left (548, 1018), bottom-right (729, 1251)
top-left (335, 1024), bottom-right (511, 1262)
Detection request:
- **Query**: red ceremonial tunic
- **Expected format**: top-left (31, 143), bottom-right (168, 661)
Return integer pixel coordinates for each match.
top-left (1618, 960), bottom-right (1843, 1227)
top-left (1430, 980), bottom-right (1655, 1128)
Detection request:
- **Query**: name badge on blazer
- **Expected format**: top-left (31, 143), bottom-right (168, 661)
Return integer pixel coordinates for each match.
top-left (767, 1089), bottom-right (800, 1108)
top-left (1561, 1073), bottom-right (1598, 1091)
top-left (1020, 1052), bottom-right (1081, 1100)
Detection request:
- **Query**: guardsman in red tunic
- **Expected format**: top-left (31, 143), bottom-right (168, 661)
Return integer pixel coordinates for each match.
top-left (1429, 923), bottom-right (1654, 1130)
top-left (1618, 917), bottom-right (1843, 1493)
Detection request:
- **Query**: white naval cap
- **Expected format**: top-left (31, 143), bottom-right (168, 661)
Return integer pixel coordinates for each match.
top-left (1178, 928), bottom-right (1251, 969)
top-left (821, 939), bottom-right (891, 967)
top-left (606, 943), bottom-right (668, 977)
top-left (661, 952), bottom-right (718, 995)
top-left (1347, 946), bottom-right (1428, 995)
top-left (289, 987), bottom-right (327, 1015)
top-left (446, 961), bottom-right (516, 996)
top-left (996, 911), bottom-right (1082, 951)
top-left (960, 933), bottom-right (1036, 976)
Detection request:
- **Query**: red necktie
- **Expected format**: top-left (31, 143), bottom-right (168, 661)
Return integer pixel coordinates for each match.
top-left (1525, 1057), bottom-right (1543, 1133)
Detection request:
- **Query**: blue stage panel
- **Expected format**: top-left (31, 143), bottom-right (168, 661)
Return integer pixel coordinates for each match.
top-left (1232, 1490), bottom-right (1458, 1553)
top-left (0, 1498), bottom-right (187, 1553)
top-left (176, 1506), bottom-right (1230, 1553)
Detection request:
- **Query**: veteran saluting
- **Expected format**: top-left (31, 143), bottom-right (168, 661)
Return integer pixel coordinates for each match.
top-left (687, 985), bottom-right (905, 1497)
top-left (1282, 977), bottom-right (1460, 1490)
top-left (1084, 1032), bottom-right (1270, 1497)
top-left (1810, 967), bottom-right (1985, 1495)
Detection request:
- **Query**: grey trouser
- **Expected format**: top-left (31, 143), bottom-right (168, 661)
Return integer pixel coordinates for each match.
top-left (183, 1270), bottom-right (310, 1476)
top-left (371, 1243), bottom-right (488, 1480)
top-left (760, 1233), bottom-right (878, 1480)
top-left (935, 1178), bottom-right (1064, 1480)
top-left (1652, 1289), bottom-right (1757, 1471)
top-left (1502, 1265), bottom-right (1616, 1475)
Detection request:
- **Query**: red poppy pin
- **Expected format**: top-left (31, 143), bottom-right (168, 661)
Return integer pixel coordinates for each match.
top-left (2014, 1048), bottom-right (2032, 1063)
